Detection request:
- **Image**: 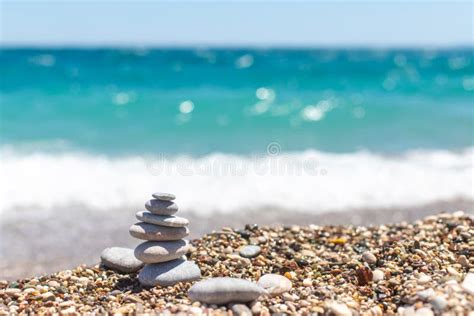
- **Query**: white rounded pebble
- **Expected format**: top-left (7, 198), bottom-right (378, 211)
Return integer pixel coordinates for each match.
top-left (239, 245), bottom-right (261, 258)
top-left (372, 269), bottom-right (384, 282)
top-left (415, 307), bottom-right (434, 316)
top-left (188, 277), bottom-right (266, 304)
top-left (257, 274), bottom-right (292, 296)
top-left (417, 273), bottom-right (431, 284)
top-left (326, 301), bottom-right (352, 316)
top-left (417, 288), bottom-right (435, 301)
top-left (230, 303), bottom-right (252, 316)
top-left (431, 296), bottom-right (447, 311)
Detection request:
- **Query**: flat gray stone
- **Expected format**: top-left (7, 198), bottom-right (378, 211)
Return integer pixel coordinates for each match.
top-left (152, 192), bottom-right (176, 201)
top-left (239, 245), bottom-right (261, 258)
top-left (100, 247), bottom-right (144, 273)
top-left (188, 277), bottom-right (266, 304)
top-left (134, 240), bottom-right (190, 264)
top-left (129, 222), bottom-right (189, 241)
top-left (138, 259), bottom-right (201, 287)
top-left (257, 274), bottom-right (292, 296)
top-left (145, 199), bottom-right (178, 215)
top-left (136, 211), bottom-right (189, 228)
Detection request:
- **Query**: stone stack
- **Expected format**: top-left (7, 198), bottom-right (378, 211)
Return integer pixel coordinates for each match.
top-left (131, 192), bottom-right (201, 287)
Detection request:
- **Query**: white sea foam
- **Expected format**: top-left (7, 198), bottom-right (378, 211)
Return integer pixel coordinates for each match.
top-left (1, 147), bottom-right (473, 215)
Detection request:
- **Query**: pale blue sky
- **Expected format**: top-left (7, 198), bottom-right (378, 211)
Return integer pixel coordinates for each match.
top-left (1, 1), bottom-right (472, 47)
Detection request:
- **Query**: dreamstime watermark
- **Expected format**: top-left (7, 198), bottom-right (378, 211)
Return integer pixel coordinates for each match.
top-left (143, 142), bottom-right (327, 177)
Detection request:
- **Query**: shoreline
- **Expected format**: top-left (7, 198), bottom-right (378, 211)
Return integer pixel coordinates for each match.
top-left (1, 212), bottom-right (473, 314)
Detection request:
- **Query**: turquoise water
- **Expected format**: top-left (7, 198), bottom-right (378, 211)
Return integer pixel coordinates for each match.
top-left (1, 48), bottom-right (473, 155)
top-left (1, 48), bottom-right (473, 212)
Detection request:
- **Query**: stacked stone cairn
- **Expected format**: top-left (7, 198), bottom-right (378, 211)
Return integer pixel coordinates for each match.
top-left (130, 192), bottom-right (201, 287)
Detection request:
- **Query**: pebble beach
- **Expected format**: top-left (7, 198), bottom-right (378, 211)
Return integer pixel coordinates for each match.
top-left (1, 212), bottom-right (473, 315)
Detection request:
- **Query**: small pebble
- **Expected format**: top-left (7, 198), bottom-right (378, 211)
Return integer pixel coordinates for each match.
top-left (447, 267), bottom-right (460, 277)
top-left (457, 255), bottom-right (469, 268)
top-left (361, 251), bottom-right (377, 264)
top-left (302, 278), bottom-right (312, 287)
top-left (326, 301), bottom-right (352, 316)
top-left (372, 269), bottom-right (384, 282)
top-left (417, 288), bottom-right (435, 301)
top-left (47, 281), bottom-right (60, 288)
top-left (188, 306), bottom-right (203, 315)
top-left (239, 245), bottom-right (261, 258)
top-left (417, 273), bottom-right (431, 284)
top-left (370, 306), bottom-right (383, 316)
top-left (230, 303), bottom-right (252, 316)
top-left (41, 292), bottom-right (55, 302)
top-left (430, 296), bottom-right (447, 311)
top-left (250, 301), bottom-right (263, 314)
top-left (4, 288), bottom-right (20, 296)
top-left (257, 274), bottom-right (292, 296)
top-left (415, 307), bottom-right (434, 316)
top-left (282, 292), bottom-right (296, 301)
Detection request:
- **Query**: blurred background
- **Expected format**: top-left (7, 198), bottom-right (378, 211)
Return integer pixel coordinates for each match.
top-left (0, 1), bottom-right (473, 279)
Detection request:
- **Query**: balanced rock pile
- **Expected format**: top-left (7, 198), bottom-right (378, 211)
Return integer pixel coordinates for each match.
top-left (130, 192), bottom-right (201, 287)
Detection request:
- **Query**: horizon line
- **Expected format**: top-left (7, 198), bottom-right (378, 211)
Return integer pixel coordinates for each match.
top-left (1, 43), bottom-right (473, 50)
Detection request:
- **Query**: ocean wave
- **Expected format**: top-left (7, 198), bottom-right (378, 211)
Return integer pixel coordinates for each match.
top-left (1, 147), bottom-right (473, 214)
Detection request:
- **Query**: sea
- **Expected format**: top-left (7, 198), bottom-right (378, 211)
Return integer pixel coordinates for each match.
top-left (1, 48), bottom-right (473, 215)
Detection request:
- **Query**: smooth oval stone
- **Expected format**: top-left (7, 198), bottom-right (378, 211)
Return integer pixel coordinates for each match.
top-left (145, 199), bottom-right (178, 215)
top-left (129, 222), bottom-right (189, 241)
top-left (361, 251), bottom-right (377, 264)
top-left (188, 277), bottom-right (266, 304)
top-left (138, 259), bottom-right (201, 287)
top-left (239, 245), bottom-right (261, 258)
top-left (257, 274), bottom-right (292, 296)
top-left (152, 192), bottom-right (176, 201)
top-left (134, 240), bottom-right (190, 263)
top-left (136, 211), bottom-right (189, 228)
top-left (100, 247), bottom-right (144, 273)
top-left (372, 269), bottom-right (384, 282)
top-left (230, 304), bottom-right (252, 316)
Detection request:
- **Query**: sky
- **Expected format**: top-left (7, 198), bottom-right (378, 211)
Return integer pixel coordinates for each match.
top-left (0, 1), bottom-right (473, 47)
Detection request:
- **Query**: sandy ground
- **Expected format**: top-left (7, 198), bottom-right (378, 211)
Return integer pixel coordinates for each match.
top-left (1, 199), bottom-right (472, 280)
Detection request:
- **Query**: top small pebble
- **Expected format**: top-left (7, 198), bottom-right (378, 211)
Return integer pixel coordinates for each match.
top-left (152, 192), bottom-right (176, 201)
